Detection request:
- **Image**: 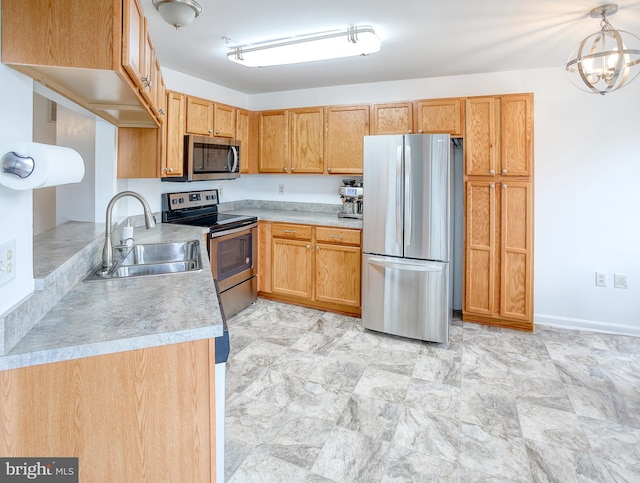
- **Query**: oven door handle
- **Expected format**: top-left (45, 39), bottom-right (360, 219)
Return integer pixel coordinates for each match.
top-left (209, 222), bottom-right (258, 238)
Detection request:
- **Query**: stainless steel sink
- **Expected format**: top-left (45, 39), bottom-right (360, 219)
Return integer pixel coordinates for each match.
top-left (85, 240), bottom-right (203, 281)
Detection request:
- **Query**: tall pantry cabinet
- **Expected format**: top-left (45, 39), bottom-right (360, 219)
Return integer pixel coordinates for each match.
top-left (463, 94), bottom-right (534, 331)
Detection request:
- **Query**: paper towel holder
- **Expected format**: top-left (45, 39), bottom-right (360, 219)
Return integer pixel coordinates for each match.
top-left (1, 151), bottom-right (35, 179)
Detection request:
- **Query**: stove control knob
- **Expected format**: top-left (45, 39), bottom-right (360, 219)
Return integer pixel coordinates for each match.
top-left (179, 197), bottom-right (184, 203)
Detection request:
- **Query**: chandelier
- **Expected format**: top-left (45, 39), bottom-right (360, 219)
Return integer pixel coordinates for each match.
top-left (566, 4), bottom-right (640, 95)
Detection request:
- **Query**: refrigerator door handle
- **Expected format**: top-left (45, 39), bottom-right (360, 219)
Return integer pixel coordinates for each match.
top-left (395, 145), bottom-right (403, 247)
top-left (367, 257), bottom-right (442, 272)
top-left (404, 144), bottom-right (412, 245)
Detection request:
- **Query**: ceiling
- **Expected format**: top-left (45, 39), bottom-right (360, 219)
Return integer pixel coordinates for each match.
top-left (141, 0), bottom-right (640, 95)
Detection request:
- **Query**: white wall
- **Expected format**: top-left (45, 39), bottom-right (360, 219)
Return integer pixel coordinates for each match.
top-left (0, 64), bottom-right (35, 314)
top-left (128, 66), bottom-right (640, 334)
top-left (2, 46), bottom-right (638, 333)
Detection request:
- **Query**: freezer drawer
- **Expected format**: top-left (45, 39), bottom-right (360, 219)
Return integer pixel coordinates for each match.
top-left (362, 254), bottom-right (450, 343)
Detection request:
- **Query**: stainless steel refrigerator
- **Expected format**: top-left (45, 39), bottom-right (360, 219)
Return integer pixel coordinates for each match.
top-left (362, 134), bottom-right (451, 343)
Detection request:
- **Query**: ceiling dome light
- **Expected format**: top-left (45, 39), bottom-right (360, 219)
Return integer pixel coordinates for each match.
top-left (152, 0), bottom-right (202, 29)
top-left (566, 4), bottom-right (640, 95)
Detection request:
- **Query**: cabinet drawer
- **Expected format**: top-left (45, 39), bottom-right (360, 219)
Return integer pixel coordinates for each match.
top-left (316, 227), bottom-right (361, 245)
top-left (271, 223), bottom-right (312, 240)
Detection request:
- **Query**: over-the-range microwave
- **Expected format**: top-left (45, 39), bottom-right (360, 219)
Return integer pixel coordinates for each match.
top-left (162, 135), bottom-right (241, 182)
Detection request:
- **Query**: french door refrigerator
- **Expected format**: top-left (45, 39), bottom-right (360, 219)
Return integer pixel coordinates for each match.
top-left (362, 134), bottom-right (451, 343)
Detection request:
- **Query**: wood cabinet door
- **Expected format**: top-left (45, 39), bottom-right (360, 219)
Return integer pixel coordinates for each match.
top-left (416, 98), bottom-right (463, 136)
top-left (464, 180), bottom-right (497, 317)
top-left (465, 97), bottom-right (497, 176)
top-left (500, 94), bottom-right (533, 177)
top-left (236, 109), bottom-right (250, 173)
top-left (122, 0), bottom-right (145, 90)
top-left (0, 340), bottom-right (215, 482)
top-left (186, 96), bottom-right (214, 135)
top-left (315, 243), bottom-right (361, 307)
top-left (500, 181), bottom-right (533, 326)
top-left (271, 237), bottom-right (313, 298)
top-left (259, 110), bottom-right (289, 173)
top-left (290, 107), bottom-right (324, 173)
top-left (371, 102), bottom-right (413, 135)
top-left (164, 91), bottom-right (185, 177)
top-left (155, 58), bottom-right (166, 121)
top-left (213, 103), bottom-right (236, 138)
top-left (139, 21), bottom-right (154, 105)
top-left (325, 105), bottom-right (370, 175)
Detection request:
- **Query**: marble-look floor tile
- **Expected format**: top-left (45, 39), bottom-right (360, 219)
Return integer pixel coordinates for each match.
top-left (311, 426), bottom-right (390, 483)
top-left (381, 445), bottom-right (458, 483)
top-left (513, 376), bottom-right (574, 412)
top-left (460, 380), bottom-right (521, 437)
top-left (225, 395), bottom-right (287, 448)
top-left (336, 394), bottom-right (401, 442)
top-left (306, 357), bottom-right (366, 392)
top-left (525, 439), bottom-right (613, 483)
top-left (579, 416), bottom-right (640, 473)
top-left (458, 422), bottom-right (530, 483)
top-left (412, 354), bottom-right (461, 386)
top-left (228, 451), bottom-right (309, 483)
top-left (393, 406), bottom-right (460, 463)
top-left (225, 300), bottom-right (640, 482)
top-left (353, 366), bottom-right (412, 403)
top-left (517, 401), bottom-right (590, 452)
top-left (404, 379), bottom-right (460, 420)
top-left (566, 383), bottom-right (638, 428)
top-left (257, 412), bottom-right (334, 470)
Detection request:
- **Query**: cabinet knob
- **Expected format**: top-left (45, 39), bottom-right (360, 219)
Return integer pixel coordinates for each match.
top-left (490, 183), bottom-right (495, 189)
top-left (306, 244), bottom-right (310, 249)
top-left (418, 130), bottom-right (423, 134)
top-left (291, 167), bottom-right (295, 172)
top-left (208, 129), bottom-right (213, 134)
top-left (315, 246), bottom-right (319, 250)
top-left (327, 167), bottom-right (332, 173)
top-left (215, 129), bottom-right (220, 134)
top-left (283, 167), bottom-right (287, 172)
top-left (162, 167), bottom-right (167, 174)
top-left (408, 130), bottom-right (412, 134)
top-left (502, 168), bottom-right (508, 174)
top-left (158, 108), bottom-right (165, 116)
top-left (489, 169), bottom-right (495, 175)
top-left (168, 167), bottom-right (174, 173)
top-left (502, 183), bottom-right (507, 189)
top-left (141, 75), bottom-right (150, 87)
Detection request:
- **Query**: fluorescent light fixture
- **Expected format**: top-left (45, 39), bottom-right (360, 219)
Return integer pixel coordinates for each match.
top-left (227, 26), bottom-right (381, 67)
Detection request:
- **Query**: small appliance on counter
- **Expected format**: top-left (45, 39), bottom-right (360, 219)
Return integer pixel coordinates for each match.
top-left (338, 178), bottom-right (363, 219)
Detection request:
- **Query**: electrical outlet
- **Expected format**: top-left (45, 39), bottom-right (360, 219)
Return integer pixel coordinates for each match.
top-left (595, 272), bottom-right (607, 287)
top-left (614, 273), bottom-right (629, 289)
top-left (278, 184), bottom-right (285, 195)
top-left (0, 239), bottom-right (17, 287)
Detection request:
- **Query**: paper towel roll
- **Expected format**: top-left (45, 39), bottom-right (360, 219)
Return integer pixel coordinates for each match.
top-left (0, 141), bottom-right (85, 190)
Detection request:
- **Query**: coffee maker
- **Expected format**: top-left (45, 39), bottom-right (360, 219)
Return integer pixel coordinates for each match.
top-left (338, 179), bottom-right (363, 219)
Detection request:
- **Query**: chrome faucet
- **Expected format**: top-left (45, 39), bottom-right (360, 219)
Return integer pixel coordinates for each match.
top-left (101, 191), bottom-right (156, 270)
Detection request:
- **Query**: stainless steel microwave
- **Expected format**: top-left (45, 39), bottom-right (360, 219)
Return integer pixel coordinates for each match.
top-left (162, 135), bottom-right (241, 182)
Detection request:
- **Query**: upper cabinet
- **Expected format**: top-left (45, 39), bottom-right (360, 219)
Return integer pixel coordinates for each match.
top-left (416, 98), bottom-right (463, 136)
top-left (2, 0), bottom-right (160, 127)
top-left (290, 107), bottom-right (324, 174)
top-left (259, 110), bottom-right (290, 173)
top-left (371, 102), bottom-right (414, 135)
top-left (163, 91), bottom-right (186, 178)
top-left (324, 104), bottom-right (370, 175)
top-left (465, 94), bottom-right (533, 177)
top-left (185, 96), bottom-right (236, 138)
top-left (236, 109), bottom-right (258, 174)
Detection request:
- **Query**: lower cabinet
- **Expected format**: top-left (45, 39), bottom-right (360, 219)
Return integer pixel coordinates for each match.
top-left (0, 339), bottom-right (216, 482)
top-left (260, 221), bottom-right (362, 315)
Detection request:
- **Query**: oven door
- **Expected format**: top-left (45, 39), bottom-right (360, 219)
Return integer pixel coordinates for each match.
top-left (209, 223), bottom-right (258, 293)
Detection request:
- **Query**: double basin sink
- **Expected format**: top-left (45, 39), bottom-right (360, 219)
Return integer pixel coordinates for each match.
top-left (85, 240), bottom-right (203, 281)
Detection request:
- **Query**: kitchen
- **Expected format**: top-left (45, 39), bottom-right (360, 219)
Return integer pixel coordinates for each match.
top-left (1, 0), bottom-right (640, 481)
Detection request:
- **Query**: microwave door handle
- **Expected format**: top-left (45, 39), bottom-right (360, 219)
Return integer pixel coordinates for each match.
top-left (229, 146), bottom-right (239, 173)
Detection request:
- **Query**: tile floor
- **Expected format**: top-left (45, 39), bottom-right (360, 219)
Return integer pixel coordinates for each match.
top-left (224, 299), bottom-right (640, 482)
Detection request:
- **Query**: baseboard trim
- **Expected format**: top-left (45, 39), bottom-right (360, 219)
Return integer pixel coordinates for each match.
top-left (535, 314), bottom-right (640, 337)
